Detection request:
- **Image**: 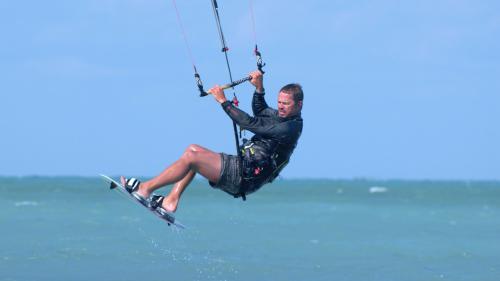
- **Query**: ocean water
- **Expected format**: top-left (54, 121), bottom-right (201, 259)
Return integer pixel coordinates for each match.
top-left (1, 177), bottom-right (499, 281)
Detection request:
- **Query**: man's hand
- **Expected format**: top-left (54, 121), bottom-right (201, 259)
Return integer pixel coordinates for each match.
top-left (209, 85), bottom-right (227, 104)
top-left (249, 70), bottom-right (264, 93)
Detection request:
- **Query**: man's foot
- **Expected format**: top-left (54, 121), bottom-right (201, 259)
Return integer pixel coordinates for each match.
top-left (161, 196), bottom-right (178, 213)
top-left (150, 195), bottom-right (178, 213)
top-left (120, 176), bottom-right (151, 199)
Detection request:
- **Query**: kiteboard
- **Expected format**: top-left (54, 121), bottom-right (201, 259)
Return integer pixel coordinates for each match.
top-left (100, 174), bottom-right (185, 229)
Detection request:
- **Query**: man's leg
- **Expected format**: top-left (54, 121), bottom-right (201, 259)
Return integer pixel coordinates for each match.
top-left (161, 169), bottom-right (195, 212)
top-left (122, 144), bottom-right (221, 211)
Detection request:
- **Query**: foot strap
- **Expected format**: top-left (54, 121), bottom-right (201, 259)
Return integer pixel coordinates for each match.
top-left (149, 195), bottom-right (176, 224)
top-left (150, 195), bottom-right (164, 210)
top-left (124, 178), bottom-right (141, 193)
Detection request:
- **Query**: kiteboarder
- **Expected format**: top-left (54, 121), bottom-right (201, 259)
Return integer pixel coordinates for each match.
top-left (121, 70), bottom-right (303, 212)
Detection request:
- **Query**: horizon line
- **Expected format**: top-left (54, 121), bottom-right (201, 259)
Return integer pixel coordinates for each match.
top-left (1, 174), bottom-right (499, 183)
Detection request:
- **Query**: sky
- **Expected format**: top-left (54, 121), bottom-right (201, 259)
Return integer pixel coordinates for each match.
top-left (1, 0), bottom-right (499, 180)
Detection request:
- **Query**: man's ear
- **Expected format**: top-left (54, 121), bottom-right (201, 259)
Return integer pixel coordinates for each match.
top-left (297, 100), bottom-right (303, 109)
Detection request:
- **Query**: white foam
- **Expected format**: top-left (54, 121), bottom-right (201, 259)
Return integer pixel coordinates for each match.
top-left (369, 186), bottom-right (388, 193)
top-left (14, 201), bottom-right (39, 207)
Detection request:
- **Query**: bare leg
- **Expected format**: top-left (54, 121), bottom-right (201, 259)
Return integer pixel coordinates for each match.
top-left (122, 144), bottom-right (221, 212)
top-left (162, 169), bottom-right (196, 212)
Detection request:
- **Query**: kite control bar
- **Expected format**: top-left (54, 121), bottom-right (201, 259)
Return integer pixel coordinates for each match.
top-left (198, 75), bottom-right (252, 97)
top-left (197, 45), bottom-right (265, 97)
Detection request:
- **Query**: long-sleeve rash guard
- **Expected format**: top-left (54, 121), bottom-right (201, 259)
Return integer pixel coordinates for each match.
top-left (220, 90), bottom-right (303, 189)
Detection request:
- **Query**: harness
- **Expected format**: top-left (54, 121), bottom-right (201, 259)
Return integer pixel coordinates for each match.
top-left (232, 139), bottom-right (282, 201)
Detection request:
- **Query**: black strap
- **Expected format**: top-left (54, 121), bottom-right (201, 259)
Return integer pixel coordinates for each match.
top-left (235, 154), bottom-right (247, 201)
top-left (231, 190), bottom-right (246, 201)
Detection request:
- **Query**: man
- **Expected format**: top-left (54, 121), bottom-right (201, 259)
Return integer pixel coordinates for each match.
top-left (121, 70), bottom-right (303, 213)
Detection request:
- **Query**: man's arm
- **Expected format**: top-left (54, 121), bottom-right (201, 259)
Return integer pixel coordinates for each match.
top-left (221, 101), bottom-right (290, 139)
top-left (252, 91), bottom-right (278, 117)
top-left (249, 71), bottom-right (277, 117)
top-left (209, 84), bottom-right (281, 137)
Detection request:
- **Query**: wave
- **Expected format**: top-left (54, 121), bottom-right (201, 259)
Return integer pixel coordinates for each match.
top-left (369, 186), bottom-right (388, 193)
top-left (14, 201), bottom-right (39, 207)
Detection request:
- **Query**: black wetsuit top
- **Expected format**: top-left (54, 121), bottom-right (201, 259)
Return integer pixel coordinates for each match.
top-left (221, 90), bottom-right (303, 193)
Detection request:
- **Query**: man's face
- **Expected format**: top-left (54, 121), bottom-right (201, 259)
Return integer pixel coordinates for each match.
top-left (277, 92), bottom-right (302, 118)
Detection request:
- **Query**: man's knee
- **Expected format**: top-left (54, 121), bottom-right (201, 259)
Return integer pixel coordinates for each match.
top-left (183, 144), bottom-right (203, 161)
top-left (185, 144), bottom-right (203, 153)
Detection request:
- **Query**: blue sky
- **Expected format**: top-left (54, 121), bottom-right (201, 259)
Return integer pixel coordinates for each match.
top-left (1, 0), bottom-right (499, 180)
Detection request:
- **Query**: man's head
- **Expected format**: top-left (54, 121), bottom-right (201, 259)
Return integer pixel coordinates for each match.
top-left (277, 83), bottom-right (303, 118)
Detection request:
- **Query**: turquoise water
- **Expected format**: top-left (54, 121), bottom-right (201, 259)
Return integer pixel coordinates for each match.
top-left (1, 177), bottom-right (499, 281)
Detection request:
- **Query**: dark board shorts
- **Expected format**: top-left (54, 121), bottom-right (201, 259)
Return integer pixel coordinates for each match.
top-left (209, 153), bottom-right (243, 196)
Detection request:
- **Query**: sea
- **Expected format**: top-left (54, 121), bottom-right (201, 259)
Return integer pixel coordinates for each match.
top-left (1, 177), bottom-right (499, 281)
